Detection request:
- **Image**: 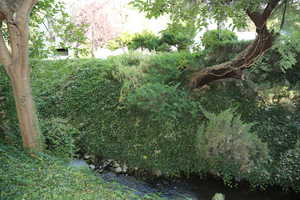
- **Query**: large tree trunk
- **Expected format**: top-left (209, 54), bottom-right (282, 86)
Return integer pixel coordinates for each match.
top-left (10, 67), bottom-right (42, 151)
top-left (0, 0), bottom-right (42, 152)
top-left (188, 0), bottom-right (281, 89)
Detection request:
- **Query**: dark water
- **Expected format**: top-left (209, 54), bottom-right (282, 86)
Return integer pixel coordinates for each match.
top-left (69, 160), bottom-right (300, 200)
top-left (100, 172), bottom-right (299, 200)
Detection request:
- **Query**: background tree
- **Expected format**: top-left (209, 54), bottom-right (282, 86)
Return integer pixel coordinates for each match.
top-left (0, 0), bottom-right (42, 151)
top-left (131, 0), bottom-right (296, 88)
top-left (30, 0), bottom-right (88, 58)
top-left (76, 0), bottom-right (121, 57)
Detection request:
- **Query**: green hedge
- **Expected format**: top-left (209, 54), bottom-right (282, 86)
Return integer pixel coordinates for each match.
top-left (1, 43), bottom-right (300, 191)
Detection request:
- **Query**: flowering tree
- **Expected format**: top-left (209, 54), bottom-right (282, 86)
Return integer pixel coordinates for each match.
top-left (76, 0), bottom-right (121, 57)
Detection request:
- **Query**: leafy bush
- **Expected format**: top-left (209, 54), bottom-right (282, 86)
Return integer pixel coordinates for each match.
top-left (251, 106), bottom-right (300, 160)
top-left (160, 23), bottom-right (196, 51)
top-left (196, 108), bottom-right (269, 180)
top-left (128, 31), bottom-right (161, 51)
top-left (273, 31), bottom-right (300, 72)
top-left (125, 83), bottom-right (198, 120)
top-left (192, 29), bottom-right (251, 65)
top-left (40, 118), bottom-right (79, 159)
top-left (108, 23), bottom-right (197, 52)
top-left (37, 54), bottom-right (201, 175)
top-left (107, 32), bottom-right (135, 50)
top-left (276, 141), bottom-right (300, 191)
top-left (202, 29), bottom-right (238, 51)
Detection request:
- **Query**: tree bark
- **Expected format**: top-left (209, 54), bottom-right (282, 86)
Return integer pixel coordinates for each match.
top-left (0, 0), bottom-right (42, 152)
top-left (10, 67), bottom-right (42, 151)
top-left (188, 0), bottom-right (281, 89)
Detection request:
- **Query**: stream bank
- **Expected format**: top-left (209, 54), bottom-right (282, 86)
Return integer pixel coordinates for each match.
top-left (69, 160), bottom-right (300, 200)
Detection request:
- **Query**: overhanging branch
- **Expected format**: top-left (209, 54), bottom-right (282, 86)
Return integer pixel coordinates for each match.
top-left (188, 0), bottom-right (281, 89)
top-left (262, 0), bottom-right (282, 20)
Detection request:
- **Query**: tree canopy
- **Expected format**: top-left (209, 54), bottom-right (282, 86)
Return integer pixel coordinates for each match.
top-left (131, 0), bottom-right (299, 30)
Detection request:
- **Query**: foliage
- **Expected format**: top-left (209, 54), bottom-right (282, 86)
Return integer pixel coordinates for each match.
top-left (108, 23), bottom-right (197, 52)
top-left (160, 23), bottom-right (196, 51)
top-left (272, 31), bottom-right (300, 72)
top-left (130, 0), bottom-right (300, 34)
top-left (276, 141), bottom-right (300, 191)
top-left (128, 31), bottom-right (161, 51)
top-left (197, 108), bottom-right (269, 179)
top-left (0, 143), bottom-right (163, 200)
top-left (2, 32), bottom-right (300, 190)
top-left (252, 30), bottom-right (300, 79)
top-left (40, 118), bottom-right (79, 159)
top-left (130, 0), bottom-right (271, 30)
top-left (270, 0), bottom-right (300, 33)
top-left (203, 40), bottom-right (252, 65)
top-left (29, 0), bottom-right (88, 58)
top-left (107, 32), bottom-right (135, 50)
top-left (202, 29), bottom-right (238, 51)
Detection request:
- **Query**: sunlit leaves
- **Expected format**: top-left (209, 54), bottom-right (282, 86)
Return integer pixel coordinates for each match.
top-left (130, 0), bottom-right (274, 30)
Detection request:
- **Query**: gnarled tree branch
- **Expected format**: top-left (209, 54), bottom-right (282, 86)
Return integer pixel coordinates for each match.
top-left (188, 0), bottom-right (281, 89)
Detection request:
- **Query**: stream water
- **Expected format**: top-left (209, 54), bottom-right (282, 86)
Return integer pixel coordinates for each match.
top-left (69, 160), bottom-right (300, 200)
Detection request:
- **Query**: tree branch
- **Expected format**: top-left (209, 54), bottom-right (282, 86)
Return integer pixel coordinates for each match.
top-left (246, 0), bottom-right (281, 29)
top-left (246, 10), bottom-right (263, 28)
top-left (262, 0), bottom-right (281, 21)
top-left (188, 0), bottom-right (281, 89)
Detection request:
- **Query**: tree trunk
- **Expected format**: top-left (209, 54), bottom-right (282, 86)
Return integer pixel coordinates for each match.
top-left (0, 0), bottom-right (42, 152)
top-left (10, 66), bottom-right (42, 151)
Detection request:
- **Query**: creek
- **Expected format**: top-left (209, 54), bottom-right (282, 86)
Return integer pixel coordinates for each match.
top-left (69, 160), bottom-right (299, 200)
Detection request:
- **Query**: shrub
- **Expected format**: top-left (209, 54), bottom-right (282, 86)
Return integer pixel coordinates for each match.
top-left (276, 141), bottom-right (300, 192)
top-left (202, 29), bottom-right (238, 52)
top-left (196, 108), bottom-right (269, 180)
top-left (40, 118), bottom-right (79, 159)
top-left (107, 32), bottom-right (135, 50)
top-left (194, 29), bottom-right (251, 65)
top-left (44, 56), bottom-right (201, 175)
top-left (251, 106), bottom-right (300, 160)
top-left (160, 23), bottom-right (196, 51)
top-left (128, 31), bottom-right (161, 51)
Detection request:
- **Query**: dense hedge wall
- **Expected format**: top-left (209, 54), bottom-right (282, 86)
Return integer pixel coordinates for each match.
top-left (1, 41), bottom-right (300, 191)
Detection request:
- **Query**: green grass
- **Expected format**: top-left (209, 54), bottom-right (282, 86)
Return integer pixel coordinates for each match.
top-left (0, 142), bottom-right (163, 200)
